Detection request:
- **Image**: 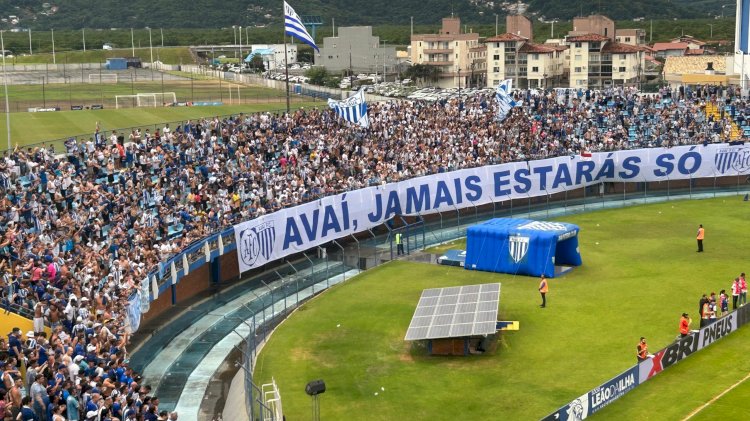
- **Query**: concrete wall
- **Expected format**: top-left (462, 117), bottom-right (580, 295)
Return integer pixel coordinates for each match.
top-left (572, 15), bottom-right (616, 39)
top-left (315, 26), bottom-right (397, 74)
top-left (507, 15), bottom-right (533, 40)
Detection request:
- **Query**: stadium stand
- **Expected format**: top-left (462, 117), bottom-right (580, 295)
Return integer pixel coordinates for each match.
top-left (0, 84), bottom-right (747, 419)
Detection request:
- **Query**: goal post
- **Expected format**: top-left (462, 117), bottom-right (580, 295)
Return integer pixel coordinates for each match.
top-left (136, 92), bottom-right (177, 107)
top-left (89, 73), bottom-right (118, 83)
top-left (115, 95), bottom-right (139, 109)
top-left (115, 92), bottom-right (177, 108)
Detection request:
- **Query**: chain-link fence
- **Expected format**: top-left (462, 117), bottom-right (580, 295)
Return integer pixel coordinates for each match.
top-left (3, 107), bottom-right (297, 156)
top-left (0, 62), bottom-right (312, 112)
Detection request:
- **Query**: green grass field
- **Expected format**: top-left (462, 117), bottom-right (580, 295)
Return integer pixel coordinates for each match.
top-left (9, 47), bottom-right (194, 65)
top-left (3, 81), bottom-right (289, 103)
top-left (253, 197), bottom-right (750, 420)
top-left (0, 101), bottom-right (321, 146)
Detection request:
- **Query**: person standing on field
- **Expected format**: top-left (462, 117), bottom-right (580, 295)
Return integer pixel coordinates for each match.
top-left (740, 273), bottom-right (747, 306)
top-left (732, 278), bottom-right (741, 310)
top-left (679, 313), bottom-right (692, 338)
top-left (696, 224), bottom-right (704, 252)
top-left (539, 275), bottom-right (548, 308)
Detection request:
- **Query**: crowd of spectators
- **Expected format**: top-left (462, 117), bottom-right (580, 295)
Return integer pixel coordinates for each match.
top-left (0, 84), bottom-right (745, 420)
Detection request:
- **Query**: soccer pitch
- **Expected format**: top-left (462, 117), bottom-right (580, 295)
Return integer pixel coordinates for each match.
top-left (253, 197), bottom-right (750, 420)
top-left (0, 101), bottom-right (321, 147)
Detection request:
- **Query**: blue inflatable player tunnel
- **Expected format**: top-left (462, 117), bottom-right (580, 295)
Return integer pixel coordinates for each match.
top-left (464, 218), bottom-right (582, 278)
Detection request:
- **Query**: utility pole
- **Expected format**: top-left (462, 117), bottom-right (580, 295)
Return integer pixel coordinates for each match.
top-left (649, 20), bottom-right (653, 43)
top-left (51, 28), bottom-right (56, 64)
top-left (1, 30), bottom-right (11, 150)
top-left (28, 28), bottom-right (32, 55)
top-left (147, 27), bottom-right (153, 64)
top-left (131, 28), bottom-right (135, 56)
top-left (82, 28), bottom-right (86, 52)
top-left (495, 14), bottom-right (498, 36)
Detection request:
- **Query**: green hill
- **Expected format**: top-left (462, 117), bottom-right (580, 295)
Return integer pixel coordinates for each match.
top-left (0, 0), bottom-right (733, 29)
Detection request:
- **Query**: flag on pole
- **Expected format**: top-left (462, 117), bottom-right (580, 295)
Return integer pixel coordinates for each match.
top-left (328, 88), bottom-right (370, 128)
top-left (284, 1), bottom-right (319, 51)
top-left (495, 79), bottom-right (517, 122)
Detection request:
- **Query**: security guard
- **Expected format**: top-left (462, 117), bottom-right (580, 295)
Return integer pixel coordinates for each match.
top-left (395, 232), bottom-right (404, 256)
top-left (696, 224), bottom-right (704, 252)
top-left (679, 313), bottom-right (692, 338)
top-left (539, 275), bottom-right (548, 308)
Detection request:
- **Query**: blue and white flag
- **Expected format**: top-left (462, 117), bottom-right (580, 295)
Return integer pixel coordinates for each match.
top-left (495, 79), bottom-right (518, 122)
top-left (284, 1), bottom-right (319, 51)
top-left (328, 88), bottom-right (370, 128)
top-left (127, 290), bottom-right (142, 333)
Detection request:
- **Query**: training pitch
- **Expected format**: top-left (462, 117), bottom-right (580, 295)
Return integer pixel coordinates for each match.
top-left (0, 101), bottom-right (319, 147)
top-left (253, 196), bottom-right (750, 420)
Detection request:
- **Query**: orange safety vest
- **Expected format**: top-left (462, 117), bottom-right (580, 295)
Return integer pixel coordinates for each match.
top-left (638, 342), bottom-right (648, 359)
top-left (697, 228), bottom-right (704, 240)
top-left (680, 317), bottom-right (690, 335)
top-left (539, 279), bottom-right (548, 293)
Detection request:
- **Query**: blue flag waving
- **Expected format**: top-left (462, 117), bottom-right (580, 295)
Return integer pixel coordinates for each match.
top-left (328, 88), bottom-right (370, 128)
top-left (495, 79), bottom-right (518, 122)
top-left (284, 1), bottom-right (319, 51)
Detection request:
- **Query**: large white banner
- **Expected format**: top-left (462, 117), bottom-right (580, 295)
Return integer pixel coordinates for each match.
top-left (235, 144), bottom-right (750, 272)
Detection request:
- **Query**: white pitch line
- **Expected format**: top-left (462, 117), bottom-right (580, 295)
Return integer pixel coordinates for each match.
top-left (682, 371), bottom-right (750, 421)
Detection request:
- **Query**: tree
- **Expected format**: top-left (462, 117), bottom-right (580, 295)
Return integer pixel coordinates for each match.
top-left (247, 54), bottom-right (264, 71)
top-left (305, 67), bottom-right (329, 86)
top-left (405, 64), bottom-right (440, 87)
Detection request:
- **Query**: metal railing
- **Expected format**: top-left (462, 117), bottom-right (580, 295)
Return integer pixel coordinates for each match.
top-left (235, 175), bottom-right (749, 420)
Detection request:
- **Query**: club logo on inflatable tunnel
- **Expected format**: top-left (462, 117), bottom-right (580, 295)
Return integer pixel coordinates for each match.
top-left (508, 235), bottom-right (530, 263)
top-left (239, 221), bottom-right (276, 267)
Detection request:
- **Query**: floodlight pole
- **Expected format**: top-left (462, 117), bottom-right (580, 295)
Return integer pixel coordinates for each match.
top-left (131, 28), bottom-right (135, 56)
top-left (82, 28), bottom-right (86, 52)
top-left (51, 28), bottom-right (56, 64)
top-left (1, 30), bottom-right (11, 151)
top-left (284, 37), bottom-right (290, 113)
top-left (147, 27), bottom-right (153, 65)
top-left (28, 28), bottom-right (32, 55)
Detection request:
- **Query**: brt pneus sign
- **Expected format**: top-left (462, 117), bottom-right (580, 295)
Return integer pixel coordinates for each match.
top-left (543, 308), bottom-right (748, 420)
top-left (638, 314), bottom-right (737, 382)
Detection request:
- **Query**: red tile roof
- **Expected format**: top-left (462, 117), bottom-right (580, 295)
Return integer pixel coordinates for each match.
top-left (519, 43), bottom-right (556, 53)
top-left (685, 48), bottom-right (705, 55)
top-left (601, 42), bottom-right (642, 54)
top-left (486, 33), bottom-right (527, 42)
top-left (566, 33), bottom-right (610, 42)
top-left (651, 42), bottom-right (689, 51)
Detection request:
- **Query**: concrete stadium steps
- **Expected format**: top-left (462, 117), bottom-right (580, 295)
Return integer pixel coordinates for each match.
top-left (132, 258), bottom-right (354, 413)
top-left (705, 102), bottom-right (742, 141)
top-left (173, 267), bottom-right (360, 420)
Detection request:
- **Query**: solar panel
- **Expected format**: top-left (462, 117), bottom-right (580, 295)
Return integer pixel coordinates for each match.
top-left (404, 283), bottom-right (501, 341)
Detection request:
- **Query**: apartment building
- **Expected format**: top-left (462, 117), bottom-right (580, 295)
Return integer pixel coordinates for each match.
top-left (570, 15), bottom-right (615, 39)
top-left (485, 33), bottom-right (566, 88)
top-left (615, 29), bottom-right (646, 46)
top-left (567, 33), bottom-right (644, 88)
top-left (411, 17), bottom-right (481, 88)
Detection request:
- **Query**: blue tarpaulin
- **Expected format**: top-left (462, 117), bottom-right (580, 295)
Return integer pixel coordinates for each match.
top-left (464, 218), bottom-right (582, 278)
